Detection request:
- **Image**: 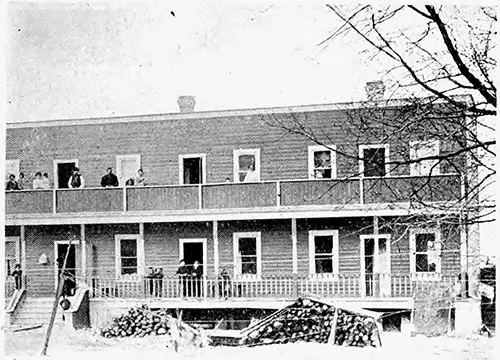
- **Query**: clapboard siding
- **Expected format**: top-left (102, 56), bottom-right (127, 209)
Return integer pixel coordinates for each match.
top-left (6, 108), bottom-right (466, 189)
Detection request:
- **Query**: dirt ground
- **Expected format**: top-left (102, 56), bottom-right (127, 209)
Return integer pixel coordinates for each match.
top-left (2, 324), bottom-right (496, 360)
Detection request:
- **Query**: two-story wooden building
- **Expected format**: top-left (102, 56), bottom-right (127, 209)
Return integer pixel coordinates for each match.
top-left (4, 96), bottom-right (478, 327)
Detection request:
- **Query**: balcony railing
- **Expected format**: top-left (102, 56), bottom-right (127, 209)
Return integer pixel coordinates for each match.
top-left (86, 273), bottom-right (458, 300)
top-left (5, 174), bottom-right (461, 215)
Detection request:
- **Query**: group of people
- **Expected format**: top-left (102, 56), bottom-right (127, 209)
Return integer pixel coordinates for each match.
top-left (145, 267), bottom-right (164, 297)
top-left (5, 167), bottom-right (148, 190)
top-left (176, 259), bottom-right (204, 297)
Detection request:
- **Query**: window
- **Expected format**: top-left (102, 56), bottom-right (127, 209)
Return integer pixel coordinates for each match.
top-left (359, 145), bottom-right (389, 177)
top-left (233, 232), bottom-right (261, 277)
top-left (115, 235), bottom-right (143, 276)
top-left (5, 237), bottom-right (20, 275)
top-left (5, 160), bottom-right (20, 181)
top-left (308, 145), bottom-right (336, 179)
top-left (410, 140), bottom-right (440, 176)
top-left (233, 149), bottom-right (260, 183)
top-left (410, 229), bottom-right (441, 274)
top-left (308, 230), bottom-right (339, 275)
top-left (116, 154), bottom-right (141, 187)
top-left (179, 154), bottom-right (206, 184)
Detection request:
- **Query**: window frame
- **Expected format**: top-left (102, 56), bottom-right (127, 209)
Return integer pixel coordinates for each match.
top-left (409, 228), bottom-right (442, 277)
top-left (233, 149), bottom-right (261, 183)
top-left (116, 154), bottom-right (142, 187)
top-left (308, 230), bottom-right (339, 276)
top-left (359, 144), bottom-right (390, 177)
top-left (178, 153), bottom-right (207, 185)
top-left (5, 160), bottom-right (20, 181)
top-left (233, 231), bottom-right (262, 279)
top-left (409, 140), bottom-right (440, 176)
top-left (115, 234), bottom-right (144, 278)
top-left (53, 159), bottom-right (79, 189)
top-left (308, 145), bottom-right (337, 180)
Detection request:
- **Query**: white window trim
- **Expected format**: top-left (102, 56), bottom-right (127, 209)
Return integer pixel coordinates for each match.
top-left (308, 230), bottom-right (339, 276)
top-left (53, 159), bottom-right (79, 189)
top-left (5, 236), bottom-right (21, 278)
top-left (233, 149), bottom-right (261, 183)
top-left (115, 234), bottom-right (144, 279)
top-left (53, 240), bottom-right (79, 289)
top-left (178, 238), bottom-right (208, 276)
top-left (233, 232), bottom-right (262, 279)
top-left (359, 144), bottom-right (390, 177)
top-left (178, 153), bottom-right (207, 185)
top-left (409, 228), bottom-right (442, 279)
top-left (5, 159), bottom-right (20, 180)
top-left (409, 140), bottom-right (440, 176)
top-left (116, 154), bottom-right (142, 187)
top-left (308, 145), bottom-right (337, 180)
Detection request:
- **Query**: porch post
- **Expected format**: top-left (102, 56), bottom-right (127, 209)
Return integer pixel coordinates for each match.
top-left (213, 221), bottom-right (219, 275)
top-left (20, 225), bottom-right (26, 273)
top-left (373, 216), bottom-right (379, 235)
top-left (291, 218), bottom-right (298, 297)
top-left (81, 224), bottom-right (86, 280)
top-left (139, 223), bottom-right (145, 297)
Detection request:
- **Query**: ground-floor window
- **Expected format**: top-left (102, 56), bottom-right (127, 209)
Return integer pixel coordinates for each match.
top-left (308, 230), bottom-right (339, 275)
top-left (233, 232), bottom-right (261, 277)
top-left (115, 235), bottom-right (143, 276)
top-left (5, 237), bottom-right (20, 275)
top-left (410, 228), bottom-right (441, 274)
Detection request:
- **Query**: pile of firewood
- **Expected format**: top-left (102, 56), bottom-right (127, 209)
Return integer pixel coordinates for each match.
top-left (241, 297), bottom-right (381, 348)
top-left (101, 305), bottom-right (169, 338)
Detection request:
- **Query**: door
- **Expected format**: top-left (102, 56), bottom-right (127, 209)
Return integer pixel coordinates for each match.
top-left (179, 154), bottom-right (206, 185)
top-left (57, 162), bottom-right (76, 189)
top-left (55, 242), bottom-right (77, 292)
top-left (361, 235), bottom-right (391, 297)
top-left (179, 239), bottom-right (207, 297)
top-left (116, 155), bottom-right (141, 186)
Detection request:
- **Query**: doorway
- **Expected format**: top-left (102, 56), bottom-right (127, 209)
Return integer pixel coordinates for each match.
top-left (360, 235), bottom-right (391, 297)
top-left (54, 241), bottom-right (77, 293)
top-left (179, 154), bottom-right (206, 185)
top-left (54, 160), bottom-right (78, 189)
top-left (179, 238), bottom-right (207, 297)
top-left (116, 154), bottom-right (141, 187)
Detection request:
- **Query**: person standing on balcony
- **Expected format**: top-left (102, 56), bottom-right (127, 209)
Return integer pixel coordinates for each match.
top-left (41, 173), bottom-right (51, 189)
top-left (191, 260), bottom-right (203, 297)
top-left (68, 168), bottom-right (84, 188)
top-left (176, 259), bottom-right (189, 297)
top-left (11, 263), bottom-right (22, 290)
top-left (101, 167), bottom-right (119, 187)
top-left (18, 172), bottom-right (26, 190)
top-left (5, 174), bottom-right (20, 190)
top-left (33, 172), bottom-right (45, 189)
top-left (135, 168), bottom-right (147, 186)
top-left (154, 267), bottom-right (164, 297)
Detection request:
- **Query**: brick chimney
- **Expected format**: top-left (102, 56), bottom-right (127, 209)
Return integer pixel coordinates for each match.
top-left (177, 95), bottom-right (196, 113)
top-left (365, 81), bottom-right (385, 101)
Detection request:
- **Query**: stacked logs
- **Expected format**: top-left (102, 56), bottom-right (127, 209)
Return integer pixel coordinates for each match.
top-left (333, 309), bottom-right (380, 347)
top-left (241, 298), bottom-right (381, 348)
top-left (101, 305), bottom-right (169, 338)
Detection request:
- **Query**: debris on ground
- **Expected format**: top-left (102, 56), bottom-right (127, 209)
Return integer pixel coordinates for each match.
top-left (239, 297), bottom-right (382, 348)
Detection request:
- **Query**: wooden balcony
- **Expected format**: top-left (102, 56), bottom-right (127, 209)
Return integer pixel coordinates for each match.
top-left (5, 174), bottom-right (462, 217)
top-left (86, 273), bottom-right (458, 300)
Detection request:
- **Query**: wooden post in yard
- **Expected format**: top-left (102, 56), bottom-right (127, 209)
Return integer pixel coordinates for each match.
top-left (40, 239), bottom-right (73, 356)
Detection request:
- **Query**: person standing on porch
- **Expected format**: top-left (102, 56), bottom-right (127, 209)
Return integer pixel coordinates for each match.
top-left (176, 259), bottom-right (189, 297)
top-left (11, 263), bottom-right (22, 290)
top-left (191, 260), bottom-right (203, 297)
top-left (101, 167), bottom-right (119, 187)
top-left (41, 173), bottom-right (51, 189)
top-left (33, 172), bottom-right (44, 189)
top-left (135, 168), bottom-right (147, 186)
top-left (5, 174), bottom-right (20, 190)
top-left (68, 168), bottom-right (84, 188)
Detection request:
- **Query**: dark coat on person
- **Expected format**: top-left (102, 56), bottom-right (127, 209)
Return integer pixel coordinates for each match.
top-left (6, 180), bottom-right (20, 190)
top-left (101, 173), bottom-right (119, 187)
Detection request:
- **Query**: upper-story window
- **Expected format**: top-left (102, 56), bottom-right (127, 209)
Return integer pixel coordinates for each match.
top-left (308, 145), bottom-right (336, 179)
top-left (308, 230), bottom-right (339, 275)
top-left (359, 144), bottom-right (390, 177)
top-left (410, 228), bottom-right (441, 274)
top-left (410, 140), bottom-right (440, 176)
top-left (233, 149), bottom-right (260, 183)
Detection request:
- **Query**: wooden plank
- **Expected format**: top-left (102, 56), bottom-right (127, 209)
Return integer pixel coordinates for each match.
top-left (327, 309), bottom-right (339, 345)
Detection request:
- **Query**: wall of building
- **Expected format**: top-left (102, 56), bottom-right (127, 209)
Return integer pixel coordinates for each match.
top-left (6, 107), bottom-right (465, 188)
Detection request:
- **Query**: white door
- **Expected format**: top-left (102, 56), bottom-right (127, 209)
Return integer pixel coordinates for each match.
top-left (5, 160), bottom-right (20, 181)
top-left (361, 235), bottom-right (391, 297)
top-left (116, 155), bottom-right (141, 186)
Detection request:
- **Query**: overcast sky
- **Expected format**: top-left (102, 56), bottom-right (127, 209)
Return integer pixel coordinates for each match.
top-left (6, 0), bottom-right (395, 123)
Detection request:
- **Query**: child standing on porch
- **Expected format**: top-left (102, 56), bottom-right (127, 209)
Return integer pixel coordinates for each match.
top-left (11, 263), bottom-right (22, 290)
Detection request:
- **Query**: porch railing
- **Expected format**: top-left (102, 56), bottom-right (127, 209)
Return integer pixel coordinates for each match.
top-left (5, 174), bottom-right (461, 215)
top-left (86, 273), bottom-right (459, 300)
